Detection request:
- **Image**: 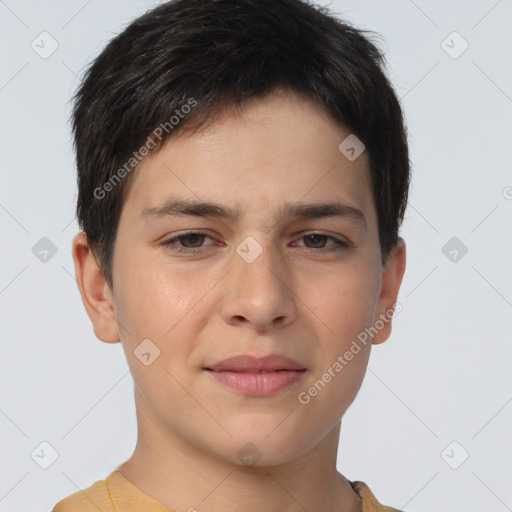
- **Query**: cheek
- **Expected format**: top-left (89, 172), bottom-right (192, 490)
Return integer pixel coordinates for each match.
top-left (112, 257), bottom-right (200, 404)
top-left (300, 260), bottom-right (379, 404)
top-left (307, 261), bottom-right (380, 341)
top-left (113, 249), bottom-right (197, 339)
top-left (112, 250), bottom-right (218, 397)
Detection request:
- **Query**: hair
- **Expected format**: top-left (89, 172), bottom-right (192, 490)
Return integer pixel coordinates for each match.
top-left (72, 0), bottom-right (410, 289)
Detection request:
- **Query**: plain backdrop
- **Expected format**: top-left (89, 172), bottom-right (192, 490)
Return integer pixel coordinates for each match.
top-left (1, 0), bottom-right (511, 510)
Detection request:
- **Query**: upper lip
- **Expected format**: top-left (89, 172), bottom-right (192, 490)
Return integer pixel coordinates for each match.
top-left (205, 354), bottom-right (306, 372)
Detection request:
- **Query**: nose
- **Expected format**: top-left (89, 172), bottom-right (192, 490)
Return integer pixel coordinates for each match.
top-left (219, 237), bottom-right (298, 332)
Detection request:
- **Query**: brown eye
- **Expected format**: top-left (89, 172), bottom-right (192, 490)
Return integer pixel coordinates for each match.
top-left (296, 233), bottom-right (349, 251)
top-left (161, 231), bottom-right (215, 253)
top-left (303, 234), bottom-right (329, 248)
top-left (176, 233), bottom-right (206, 248)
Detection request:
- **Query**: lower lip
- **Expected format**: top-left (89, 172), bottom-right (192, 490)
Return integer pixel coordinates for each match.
top-left (205, 369), bottom-right (306, 396)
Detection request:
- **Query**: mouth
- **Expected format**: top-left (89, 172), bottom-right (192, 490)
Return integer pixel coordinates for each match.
top-left (204, 369), bottom-right (307, 396)
top-left (206, 369), bottom-right (303, 373)
top-left (203, 354), bottom-right (307, 396)
top-left (204, 353), bottom-right (306, 373)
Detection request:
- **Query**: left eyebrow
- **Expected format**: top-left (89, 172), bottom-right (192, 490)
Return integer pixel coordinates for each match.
top-left (140, 197), bottom-right (367, 230)
top-left (279, 202), bottom-right (366, 230)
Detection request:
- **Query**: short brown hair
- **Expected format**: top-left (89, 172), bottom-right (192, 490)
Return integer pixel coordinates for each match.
top-left (72, 0), bottom-right (411, 288)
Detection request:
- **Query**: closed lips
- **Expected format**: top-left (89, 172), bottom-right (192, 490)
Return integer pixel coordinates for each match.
top-left (204, 354), bottom-right (306, 373)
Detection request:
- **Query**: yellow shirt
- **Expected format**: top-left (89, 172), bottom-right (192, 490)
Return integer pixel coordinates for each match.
top-left (52, 471), bottom-right (402, 511)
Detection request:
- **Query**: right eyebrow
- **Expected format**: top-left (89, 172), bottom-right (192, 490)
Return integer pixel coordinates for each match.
top-left (140, 198), bottom-right (240, 220)
top-left (140, 197), bottom-right (367, 231)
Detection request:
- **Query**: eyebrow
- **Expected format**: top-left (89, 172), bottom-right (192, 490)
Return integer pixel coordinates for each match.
top-left (140, 198), bottom-right (366, 229)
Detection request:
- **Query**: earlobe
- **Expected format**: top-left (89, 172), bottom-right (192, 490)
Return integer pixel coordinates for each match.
top-left (71, 232), bottom-right (120, 343)
top-left (372, 237), bottom-right (406, 345)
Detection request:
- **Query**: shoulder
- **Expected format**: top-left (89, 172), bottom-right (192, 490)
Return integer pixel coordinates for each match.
top-left (351, 481), bottom-right (404, 512)
top-left (51, 475), bottom-right (114, 512)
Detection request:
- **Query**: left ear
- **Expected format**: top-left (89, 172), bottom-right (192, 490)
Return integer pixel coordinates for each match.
top-left (372, 237), bottom-right (406, 345)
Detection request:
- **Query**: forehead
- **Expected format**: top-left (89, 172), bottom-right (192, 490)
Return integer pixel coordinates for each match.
top-left (121, 89), bottom-right (376, 228)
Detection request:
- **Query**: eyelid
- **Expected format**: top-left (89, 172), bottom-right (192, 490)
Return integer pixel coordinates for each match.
top-left (160, 229), bottom-right (351, 254)
top-left (161, 230), bottom-right (216, 250)
top-left (293, 230), bottom-right (350, 247)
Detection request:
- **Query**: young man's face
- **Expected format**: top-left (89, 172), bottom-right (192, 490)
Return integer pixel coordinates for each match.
top-left (74, 89), bottom-right (405, 467)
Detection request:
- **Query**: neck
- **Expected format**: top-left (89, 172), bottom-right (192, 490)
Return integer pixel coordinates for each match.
top-left (116, 387), bottom-right (361, 512)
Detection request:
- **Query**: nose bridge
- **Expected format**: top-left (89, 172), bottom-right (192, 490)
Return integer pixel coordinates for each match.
top-left (234, 234), bottom-right (287, 296)
top-left (221, 234), bottom-right (297, 328)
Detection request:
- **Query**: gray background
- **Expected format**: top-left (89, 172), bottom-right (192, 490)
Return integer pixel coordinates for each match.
top-left (1, 0), bottom-right (511, 510)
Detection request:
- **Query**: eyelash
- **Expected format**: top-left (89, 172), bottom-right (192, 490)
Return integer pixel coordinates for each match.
top-left (160, 230), bottom-right (350, 254)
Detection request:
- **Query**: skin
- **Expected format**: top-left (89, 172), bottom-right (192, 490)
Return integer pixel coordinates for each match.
top-left (72, 88), bottom-right (406, 512)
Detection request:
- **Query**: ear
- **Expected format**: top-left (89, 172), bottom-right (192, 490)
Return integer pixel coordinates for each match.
top-left (71, 232), bottom-right (120, 343)
top-left (372, 237), bottom-right (406, 345)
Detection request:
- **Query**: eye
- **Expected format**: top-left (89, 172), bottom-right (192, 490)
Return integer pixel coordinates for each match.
top-left (161, 231), bottom-right (215, 253)
top-left (294, 233), bottom-right (349, 252)
top-left (160, 230), bottom-right (350, 255)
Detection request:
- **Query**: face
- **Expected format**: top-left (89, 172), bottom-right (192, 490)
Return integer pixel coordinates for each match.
top-left (75, 89), bottom-right (405, 467)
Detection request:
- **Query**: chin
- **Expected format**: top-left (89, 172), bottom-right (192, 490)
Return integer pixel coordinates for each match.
top-left (223, 432), bottom-right (313, 469)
